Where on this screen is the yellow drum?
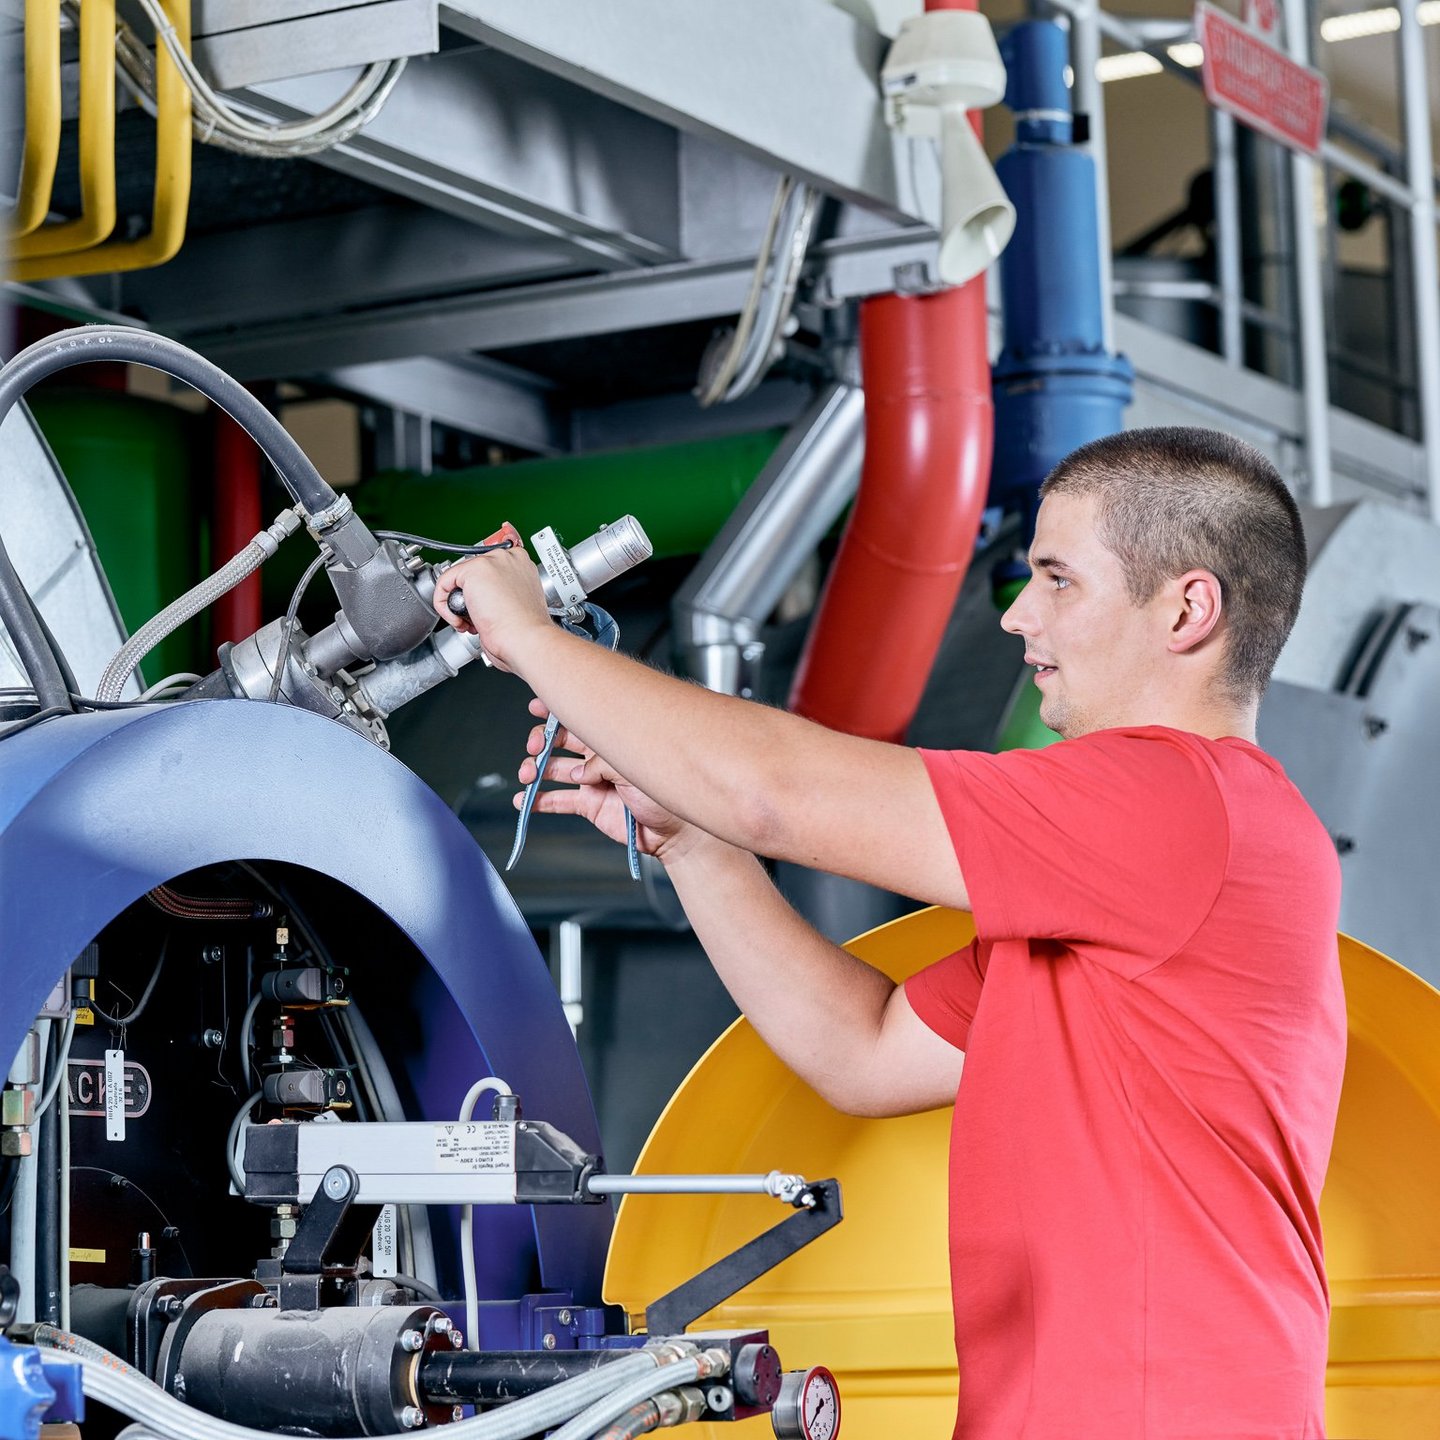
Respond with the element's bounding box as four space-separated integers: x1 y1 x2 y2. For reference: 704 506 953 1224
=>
604 910 1440 1440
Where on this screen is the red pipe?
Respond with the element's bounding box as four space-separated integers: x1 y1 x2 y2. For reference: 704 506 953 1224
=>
788 0 993 742
788 286 992 741
212 406 264 649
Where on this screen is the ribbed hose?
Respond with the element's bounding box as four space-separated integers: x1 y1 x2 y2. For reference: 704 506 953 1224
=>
547 1356 707 1440
96 510 301 702
594 1402 663 1440
34 1327 663 1440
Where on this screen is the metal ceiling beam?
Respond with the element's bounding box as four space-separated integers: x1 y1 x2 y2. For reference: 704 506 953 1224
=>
322 355 570 456
437 0 939 227
242 46 683 270
189 231 937 379
109 207 583 334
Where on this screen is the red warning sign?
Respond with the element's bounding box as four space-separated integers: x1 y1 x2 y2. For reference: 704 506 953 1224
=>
1194 2 1329 155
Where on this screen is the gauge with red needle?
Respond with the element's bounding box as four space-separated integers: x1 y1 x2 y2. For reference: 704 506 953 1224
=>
772 1366 840 1440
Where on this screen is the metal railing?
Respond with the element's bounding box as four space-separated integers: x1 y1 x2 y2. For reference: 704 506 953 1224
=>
1043 0 1440 519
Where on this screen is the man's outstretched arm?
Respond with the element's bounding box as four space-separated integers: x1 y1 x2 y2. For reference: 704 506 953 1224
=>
521 720 964 1118
436 540 971 911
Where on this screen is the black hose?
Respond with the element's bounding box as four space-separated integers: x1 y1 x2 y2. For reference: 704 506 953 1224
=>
0 327 343 710
89 939 169 1028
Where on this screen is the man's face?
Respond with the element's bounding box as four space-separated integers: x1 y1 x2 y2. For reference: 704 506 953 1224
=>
1000 493 1173 739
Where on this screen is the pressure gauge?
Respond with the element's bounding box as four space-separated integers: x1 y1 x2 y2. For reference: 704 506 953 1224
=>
771 1366 841 1440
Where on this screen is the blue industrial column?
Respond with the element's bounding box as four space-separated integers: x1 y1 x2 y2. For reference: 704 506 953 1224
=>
989 20 1134 595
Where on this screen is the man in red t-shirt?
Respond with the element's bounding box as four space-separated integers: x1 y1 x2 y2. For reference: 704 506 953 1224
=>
437 426 1345 1440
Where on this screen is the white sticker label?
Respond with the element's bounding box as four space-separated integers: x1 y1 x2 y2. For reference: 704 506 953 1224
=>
434 1122 514 1173
104 1049 126 1142
532 528 586 609
372 1205 398 1278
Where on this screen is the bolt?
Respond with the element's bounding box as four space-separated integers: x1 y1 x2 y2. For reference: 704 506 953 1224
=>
323 1168 351 1200
157 1296 183 1319
706 1385 733 1413
542 1333 557 1351
430 1317 451 1334
335 1080 348 1097
451 1406 464 1424
1364 715 1389 739
557 1309 572 1326
201 1028 224 1049
1334 833 1357 856
400 1329 425 1353
399 1406 425 1429
204 947 222 965
449 1330 463 1350
1406 626 1432 651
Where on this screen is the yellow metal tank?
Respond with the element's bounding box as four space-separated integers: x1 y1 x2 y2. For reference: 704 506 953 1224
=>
603 909 1440 1440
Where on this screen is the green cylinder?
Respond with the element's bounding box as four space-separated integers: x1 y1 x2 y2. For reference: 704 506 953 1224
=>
28 389 203 684
353 430 787 562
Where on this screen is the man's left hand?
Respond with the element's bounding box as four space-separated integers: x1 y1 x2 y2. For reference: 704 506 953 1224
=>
432 522 552 671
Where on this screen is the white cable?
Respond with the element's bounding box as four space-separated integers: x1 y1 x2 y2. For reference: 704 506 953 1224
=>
459 1076 513 1349
98 0 407 159
137 672 201 701
33 1010 77 1121
226 1090 262 1195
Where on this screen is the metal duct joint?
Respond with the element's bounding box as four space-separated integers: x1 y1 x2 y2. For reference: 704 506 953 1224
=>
672 383 865 698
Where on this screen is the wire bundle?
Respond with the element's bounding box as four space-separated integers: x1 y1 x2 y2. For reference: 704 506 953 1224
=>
144 884 269 921
91 0 407 159
695 175 822 407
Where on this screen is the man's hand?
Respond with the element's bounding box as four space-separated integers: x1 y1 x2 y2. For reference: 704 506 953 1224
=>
519 699 711 865
432 523 551 671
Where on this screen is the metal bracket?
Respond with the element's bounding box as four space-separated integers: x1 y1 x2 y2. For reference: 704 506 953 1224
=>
283 1165 381 1277
643 1179 843 1336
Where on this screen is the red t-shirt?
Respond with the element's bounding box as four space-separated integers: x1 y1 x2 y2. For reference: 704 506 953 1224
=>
906 727 1345 1440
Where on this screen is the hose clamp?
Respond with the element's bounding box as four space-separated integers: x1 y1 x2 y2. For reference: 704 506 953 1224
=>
304 494 354 533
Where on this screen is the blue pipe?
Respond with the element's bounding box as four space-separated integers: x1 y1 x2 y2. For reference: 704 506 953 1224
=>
989 21 1134 591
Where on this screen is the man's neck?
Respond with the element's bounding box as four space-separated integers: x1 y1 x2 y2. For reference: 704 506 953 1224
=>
1081 693 1260 745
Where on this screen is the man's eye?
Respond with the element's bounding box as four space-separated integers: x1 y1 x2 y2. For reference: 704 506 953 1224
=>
1050 575 1070 590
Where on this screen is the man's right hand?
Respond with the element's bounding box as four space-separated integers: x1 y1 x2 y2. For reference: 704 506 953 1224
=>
518 698 709 866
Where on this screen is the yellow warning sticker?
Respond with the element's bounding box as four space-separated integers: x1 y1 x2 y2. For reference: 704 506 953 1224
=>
68 1248 105 1264
72 1007 94 1027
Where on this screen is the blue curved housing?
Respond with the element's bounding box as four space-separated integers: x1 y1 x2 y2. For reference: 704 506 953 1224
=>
0 699 611 1306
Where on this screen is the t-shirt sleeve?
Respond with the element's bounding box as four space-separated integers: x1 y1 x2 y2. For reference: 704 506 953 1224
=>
919 730 1229 979
905 942 987 1051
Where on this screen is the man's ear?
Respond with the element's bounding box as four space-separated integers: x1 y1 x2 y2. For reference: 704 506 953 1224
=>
1167 570 1224 656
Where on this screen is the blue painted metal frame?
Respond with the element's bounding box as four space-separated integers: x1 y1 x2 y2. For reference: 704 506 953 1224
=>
0 699 611 1306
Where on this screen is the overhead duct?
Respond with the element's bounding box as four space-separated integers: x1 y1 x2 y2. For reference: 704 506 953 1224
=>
673 383 864 697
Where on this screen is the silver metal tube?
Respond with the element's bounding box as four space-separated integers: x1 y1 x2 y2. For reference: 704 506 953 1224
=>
1397 0 1440 520
1212 108 1244 366
1281 0 1331 506
1067 0 1115 352
556 919 583 1035
585 1171 807 1199
673 383 863 695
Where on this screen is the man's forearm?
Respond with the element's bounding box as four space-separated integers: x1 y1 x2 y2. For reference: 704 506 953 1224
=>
511 624 801 854
660 838 897 1113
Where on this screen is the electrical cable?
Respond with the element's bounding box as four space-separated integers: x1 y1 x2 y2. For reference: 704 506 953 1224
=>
89 941 169 1029
58 1064 70 1331
388 1272 444 1303
32 1009 77 1121
226 1090 263 1194
0 705 71 741
137 672 202 701
268 550 329 704
237 991 263 1087
34 1327 662 1440
459 1076 514 1350
375 531 517 557
96 0 407 159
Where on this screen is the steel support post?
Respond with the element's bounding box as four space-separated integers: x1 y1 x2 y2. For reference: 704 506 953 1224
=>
1211 108 1244 367
1066 0 1115 352
1397 0 1440 521
1281 0 1332 505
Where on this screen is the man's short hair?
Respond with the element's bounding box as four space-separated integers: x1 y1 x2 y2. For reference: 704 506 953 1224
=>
1040 427 1307 699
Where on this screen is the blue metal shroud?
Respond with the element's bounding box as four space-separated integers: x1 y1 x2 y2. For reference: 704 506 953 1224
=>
0 699 611 1305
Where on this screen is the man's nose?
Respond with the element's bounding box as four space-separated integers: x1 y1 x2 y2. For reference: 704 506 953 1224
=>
1000 581 1036 636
